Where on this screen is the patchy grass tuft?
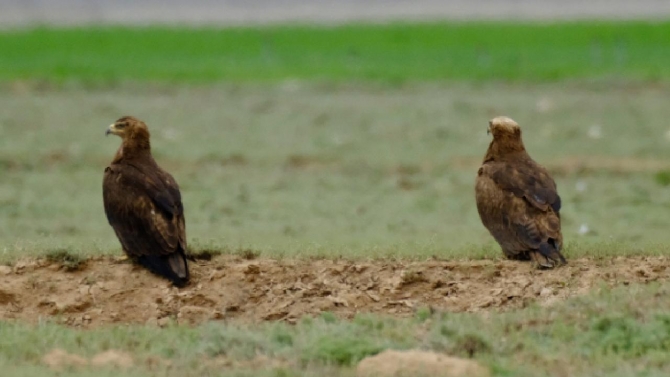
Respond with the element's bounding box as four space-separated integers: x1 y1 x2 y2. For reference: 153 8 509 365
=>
187 248 223 261
302 335 384 366
654 170 670 187
45 249 85 272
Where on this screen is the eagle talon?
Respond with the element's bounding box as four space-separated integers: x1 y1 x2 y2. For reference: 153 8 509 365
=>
529 251 566 270
114 255 130 262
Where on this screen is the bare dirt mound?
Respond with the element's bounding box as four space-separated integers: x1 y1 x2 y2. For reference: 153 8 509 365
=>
0 256 667 327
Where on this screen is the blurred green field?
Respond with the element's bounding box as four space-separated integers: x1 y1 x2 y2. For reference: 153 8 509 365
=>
1 82 670 261
2 281 669 377
1 22 670 84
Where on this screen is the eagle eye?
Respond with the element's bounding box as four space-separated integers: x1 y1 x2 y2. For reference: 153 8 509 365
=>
116 123 127 129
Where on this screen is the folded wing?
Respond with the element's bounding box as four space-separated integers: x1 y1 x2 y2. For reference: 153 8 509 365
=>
103 163 188 285
476 159 565 267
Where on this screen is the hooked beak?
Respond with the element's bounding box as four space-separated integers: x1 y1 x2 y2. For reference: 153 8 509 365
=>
105 124 115 136
486 128 491 135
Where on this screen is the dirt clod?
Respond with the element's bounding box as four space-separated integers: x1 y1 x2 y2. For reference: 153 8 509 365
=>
0 287 17 305
42 349 88 370
90 350 134 369
356 350 490 377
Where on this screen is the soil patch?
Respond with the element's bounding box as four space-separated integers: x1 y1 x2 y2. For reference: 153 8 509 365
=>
0 256 667 327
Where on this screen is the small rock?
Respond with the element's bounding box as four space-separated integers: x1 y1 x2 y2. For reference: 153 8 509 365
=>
366 292 380 302
0 265 11 275
245 264 260 275
328 296 349 307
635 267 652 278
157 317 171 327
540 288 553 298
357 350 490 377
51 298 92 314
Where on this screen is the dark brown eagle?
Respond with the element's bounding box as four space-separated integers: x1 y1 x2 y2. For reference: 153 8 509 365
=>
103 116 189 286
475 116 566 269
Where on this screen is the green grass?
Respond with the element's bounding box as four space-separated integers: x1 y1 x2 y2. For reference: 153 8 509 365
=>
44 248 86 271
1 83 670 262
2 281 670 376
1 22 670 84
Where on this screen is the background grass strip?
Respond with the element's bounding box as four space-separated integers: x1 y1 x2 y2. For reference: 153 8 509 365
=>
1 22 670 84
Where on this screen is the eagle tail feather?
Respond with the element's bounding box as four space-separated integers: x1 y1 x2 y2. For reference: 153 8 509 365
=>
137 252 189 287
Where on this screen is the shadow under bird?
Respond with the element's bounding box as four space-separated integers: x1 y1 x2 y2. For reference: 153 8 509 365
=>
102 116 190 286
475 116 567 269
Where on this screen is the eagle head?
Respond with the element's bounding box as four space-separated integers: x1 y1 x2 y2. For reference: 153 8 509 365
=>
106 116 152 155
106 116 150 139
483 116 526 160
488 116 521 139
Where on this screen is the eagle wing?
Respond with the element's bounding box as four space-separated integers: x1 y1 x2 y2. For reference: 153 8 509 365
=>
485 158 561 213
475 159 564 265
103 162 186 258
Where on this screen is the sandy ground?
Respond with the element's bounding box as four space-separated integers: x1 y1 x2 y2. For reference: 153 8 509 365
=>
1 0 669 27
0 255 667 327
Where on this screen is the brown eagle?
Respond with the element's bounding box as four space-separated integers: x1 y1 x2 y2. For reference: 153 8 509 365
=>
103 116 189 286
475 116 566 268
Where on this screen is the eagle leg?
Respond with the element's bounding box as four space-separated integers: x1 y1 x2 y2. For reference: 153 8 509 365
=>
504 250 531 261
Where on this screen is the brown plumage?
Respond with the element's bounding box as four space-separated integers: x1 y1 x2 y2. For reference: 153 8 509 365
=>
103 116 189 286
475 116 566 268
